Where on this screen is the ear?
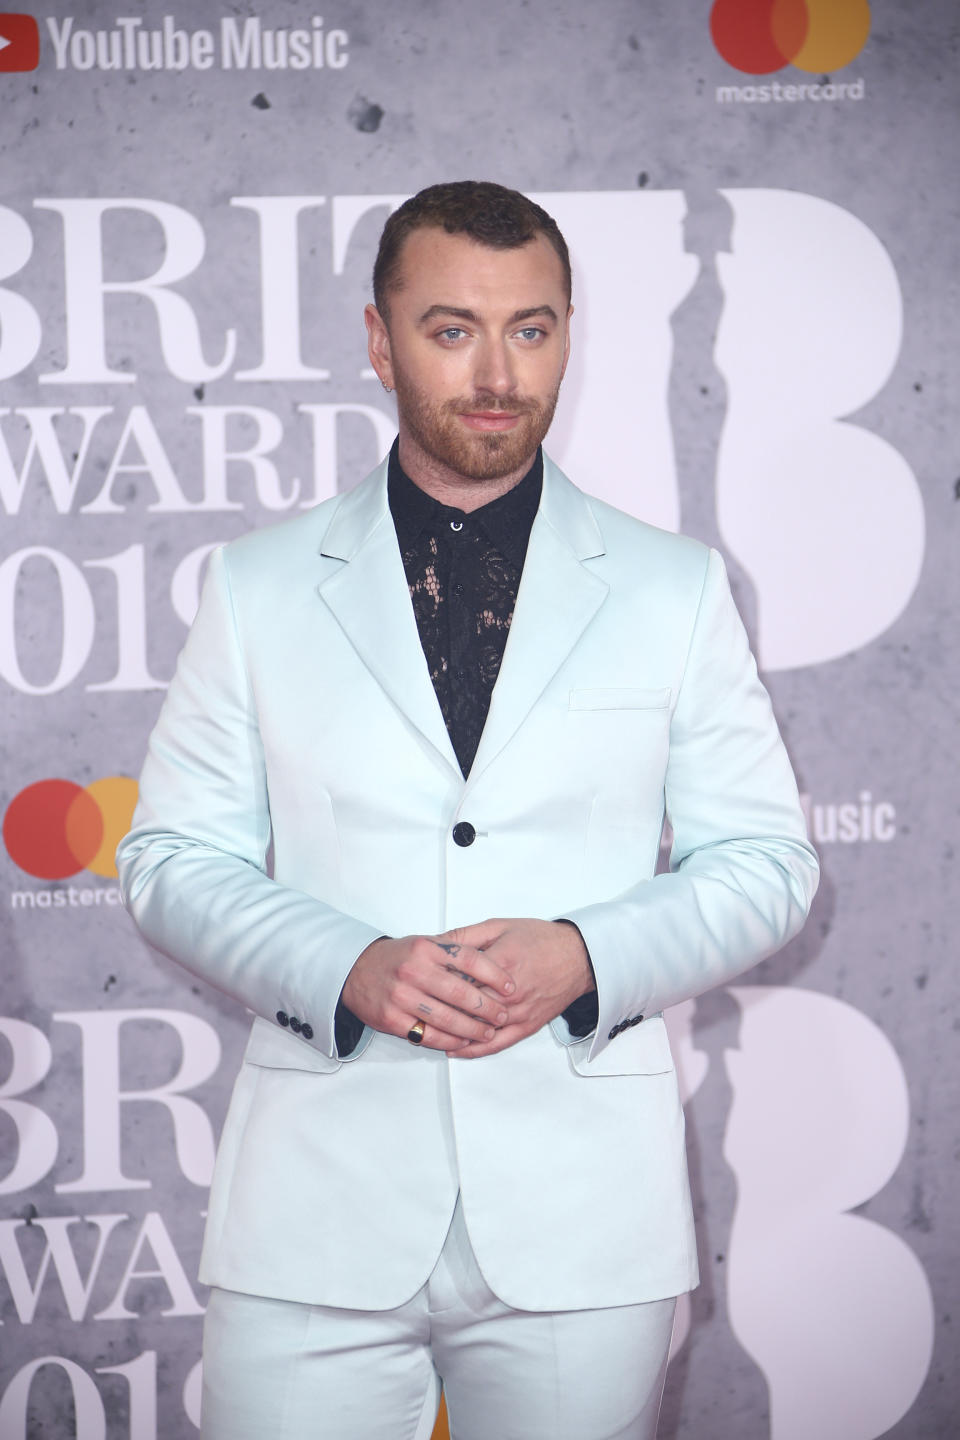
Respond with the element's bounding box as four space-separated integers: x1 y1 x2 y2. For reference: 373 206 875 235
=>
364 304 394 389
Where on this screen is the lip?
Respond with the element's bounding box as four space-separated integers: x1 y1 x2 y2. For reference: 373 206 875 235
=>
458 411 521 432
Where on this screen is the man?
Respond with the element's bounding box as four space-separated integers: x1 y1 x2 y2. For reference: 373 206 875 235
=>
118 181 818 1440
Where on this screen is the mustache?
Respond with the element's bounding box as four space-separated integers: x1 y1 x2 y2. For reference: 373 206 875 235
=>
450 396 542 415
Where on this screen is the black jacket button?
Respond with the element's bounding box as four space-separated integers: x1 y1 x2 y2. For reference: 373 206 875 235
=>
300 1023 314 1040
452 821 476 847
289 1016 302 1034
608 1025 620 1040
276 1011 289 1027
630 1014 644 1027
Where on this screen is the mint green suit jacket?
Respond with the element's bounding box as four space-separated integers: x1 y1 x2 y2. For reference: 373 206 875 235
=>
117 455 818 1312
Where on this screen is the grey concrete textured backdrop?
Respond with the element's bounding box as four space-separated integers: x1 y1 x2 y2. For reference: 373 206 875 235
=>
1 1 958 1436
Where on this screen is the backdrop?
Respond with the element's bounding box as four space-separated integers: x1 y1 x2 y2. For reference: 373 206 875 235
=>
1 3 957 1437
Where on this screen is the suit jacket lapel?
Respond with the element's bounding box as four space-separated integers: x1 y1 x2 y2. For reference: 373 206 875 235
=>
316 463 460 773
316 456 608 784
467 458 609 785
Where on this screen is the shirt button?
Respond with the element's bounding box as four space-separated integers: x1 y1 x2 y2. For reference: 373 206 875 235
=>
449 519 464 533
453 582 464 598
452 821 476 847
276 1011 290 1027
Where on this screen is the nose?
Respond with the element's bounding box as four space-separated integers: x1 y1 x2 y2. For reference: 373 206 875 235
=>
472 339 516 398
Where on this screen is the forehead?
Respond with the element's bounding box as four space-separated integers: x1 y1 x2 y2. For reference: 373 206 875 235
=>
389 227 568 314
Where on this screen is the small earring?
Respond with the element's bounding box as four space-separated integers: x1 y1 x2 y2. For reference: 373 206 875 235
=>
381 380 393 394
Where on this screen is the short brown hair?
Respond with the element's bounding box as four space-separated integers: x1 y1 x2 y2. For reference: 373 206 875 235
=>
372 180 572 318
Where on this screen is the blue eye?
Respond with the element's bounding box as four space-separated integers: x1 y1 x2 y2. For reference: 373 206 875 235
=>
439 327 466 342
516 327 544 342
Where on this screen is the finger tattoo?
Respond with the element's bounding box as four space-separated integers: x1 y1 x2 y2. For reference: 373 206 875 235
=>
434 942 462 958
418 1003 433 1016
444 962 481 986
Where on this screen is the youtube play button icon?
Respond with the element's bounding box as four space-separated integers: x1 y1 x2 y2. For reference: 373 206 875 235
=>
0 14 40 71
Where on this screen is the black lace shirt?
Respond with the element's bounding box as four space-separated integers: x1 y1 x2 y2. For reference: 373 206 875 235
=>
388 441 542 778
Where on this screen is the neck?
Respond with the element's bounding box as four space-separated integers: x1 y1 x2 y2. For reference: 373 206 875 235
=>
397 433 536 513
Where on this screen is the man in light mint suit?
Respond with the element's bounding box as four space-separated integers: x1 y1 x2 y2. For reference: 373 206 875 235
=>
118 181 818 1440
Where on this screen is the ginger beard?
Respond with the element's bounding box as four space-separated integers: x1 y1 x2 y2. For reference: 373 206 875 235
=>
392 371 561 483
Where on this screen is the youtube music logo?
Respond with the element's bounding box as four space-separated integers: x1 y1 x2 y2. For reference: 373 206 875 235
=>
0 13 39 70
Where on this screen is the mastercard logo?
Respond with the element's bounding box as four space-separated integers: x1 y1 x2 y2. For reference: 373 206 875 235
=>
3 777 138 881
710 0 871 75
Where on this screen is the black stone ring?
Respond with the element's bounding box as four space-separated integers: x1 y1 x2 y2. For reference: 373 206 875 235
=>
406 1020 426 1046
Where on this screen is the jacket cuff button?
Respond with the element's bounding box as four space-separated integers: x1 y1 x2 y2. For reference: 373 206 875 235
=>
289 1016 302 1034
300 1023 314 1040
276 1011 290 1027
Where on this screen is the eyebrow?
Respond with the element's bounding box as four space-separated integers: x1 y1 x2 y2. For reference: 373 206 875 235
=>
416 304 559 326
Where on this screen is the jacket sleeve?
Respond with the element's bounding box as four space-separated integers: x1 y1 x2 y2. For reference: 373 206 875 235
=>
563 547 819 1059
116 545 382 1061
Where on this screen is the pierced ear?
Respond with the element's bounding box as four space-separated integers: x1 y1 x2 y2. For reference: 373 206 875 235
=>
364 304 394 390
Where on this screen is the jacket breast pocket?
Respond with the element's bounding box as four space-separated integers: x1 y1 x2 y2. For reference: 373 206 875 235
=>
567 687 671 712
242 1015 342 1074
566 1015 674 1077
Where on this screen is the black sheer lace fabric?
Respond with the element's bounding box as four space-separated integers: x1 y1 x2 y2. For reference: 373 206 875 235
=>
400 507 527 778
390 444 542 777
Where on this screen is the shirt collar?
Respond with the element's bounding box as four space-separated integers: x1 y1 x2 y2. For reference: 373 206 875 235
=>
387 440 543 569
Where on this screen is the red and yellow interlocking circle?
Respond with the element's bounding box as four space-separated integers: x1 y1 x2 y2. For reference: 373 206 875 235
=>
3 777 138 881
710 0 871 76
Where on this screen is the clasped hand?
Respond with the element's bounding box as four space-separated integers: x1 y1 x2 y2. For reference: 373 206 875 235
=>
341 918 593 1058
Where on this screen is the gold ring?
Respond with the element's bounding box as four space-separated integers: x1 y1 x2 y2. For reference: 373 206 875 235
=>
406 1019 426 1045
